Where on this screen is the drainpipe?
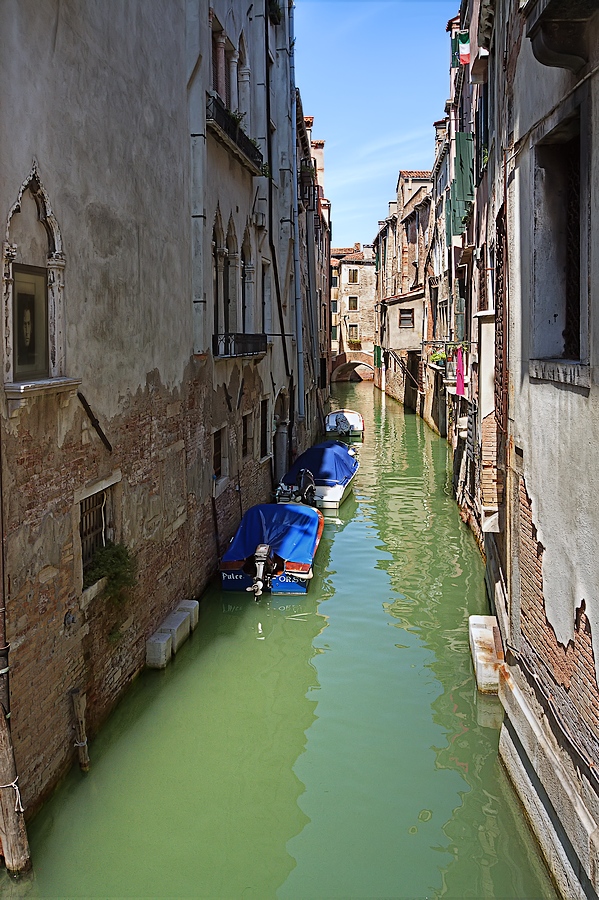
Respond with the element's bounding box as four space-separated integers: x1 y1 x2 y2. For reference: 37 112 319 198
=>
289 4 305 419
264 1 291 384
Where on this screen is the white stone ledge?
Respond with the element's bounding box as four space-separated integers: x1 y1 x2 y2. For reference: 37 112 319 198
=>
529 359 590 388
4 376 82 416
499 665 599 897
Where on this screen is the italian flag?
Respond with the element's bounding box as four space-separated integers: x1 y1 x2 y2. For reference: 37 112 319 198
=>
458 31 470 65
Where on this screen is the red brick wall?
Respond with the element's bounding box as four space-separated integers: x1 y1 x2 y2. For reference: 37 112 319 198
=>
519 476 599 734
5 356 275 814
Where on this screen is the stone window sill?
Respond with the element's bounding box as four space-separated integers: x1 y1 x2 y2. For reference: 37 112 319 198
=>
81 576 108 610
529 359 590 388
4 376 82 416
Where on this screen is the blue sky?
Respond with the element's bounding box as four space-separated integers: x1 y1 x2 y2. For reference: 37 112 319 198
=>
294 0 459 249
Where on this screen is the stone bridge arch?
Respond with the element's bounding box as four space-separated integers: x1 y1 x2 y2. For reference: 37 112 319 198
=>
331 350 374 382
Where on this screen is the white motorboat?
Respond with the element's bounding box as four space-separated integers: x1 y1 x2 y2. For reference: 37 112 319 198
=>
324 408 364 441
277 440 359 512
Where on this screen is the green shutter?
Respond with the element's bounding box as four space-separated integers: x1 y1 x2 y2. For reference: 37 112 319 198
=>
451 35 460 68
454 132 474 202
374 345 382 368
450 180 468 236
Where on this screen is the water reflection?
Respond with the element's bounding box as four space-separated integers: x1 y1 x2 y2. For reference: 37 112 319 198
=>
5 382 556 899
280 383 555 899
18 581 327 898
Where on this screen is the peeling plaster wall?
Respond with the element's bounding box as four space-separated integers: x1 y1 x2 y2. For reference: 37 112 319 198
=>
508 32 599 673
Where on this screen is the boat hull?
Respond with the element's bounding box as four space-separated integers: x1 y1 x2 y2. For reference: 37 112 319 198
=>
221 569 312 594
315 473 356 511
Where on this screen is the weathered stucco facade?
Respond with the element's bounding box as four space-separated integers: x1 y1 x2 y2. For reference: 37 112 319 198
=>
330 244 376 383
0 0 329 830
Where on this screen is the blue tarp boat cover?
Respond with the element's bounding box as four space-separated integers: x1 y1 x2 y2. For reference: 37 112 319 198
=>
222 503 322 565
282 440 359 488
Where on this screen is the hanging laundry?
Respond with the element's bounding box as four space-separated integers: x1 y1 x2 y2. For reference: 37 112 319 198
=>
456 346 465 396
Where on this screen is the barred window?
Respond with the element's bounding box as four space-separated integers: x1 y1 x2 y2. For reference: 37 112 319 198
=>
80 491 106 572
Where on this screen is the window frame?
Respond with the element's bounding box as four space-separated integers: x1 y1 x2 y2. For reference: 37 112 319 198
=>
348 295 359 311
74 470 122 595
399 308 415 328
529 98 590 387
3 164 72 392
242 412 253 459
347 267 359 284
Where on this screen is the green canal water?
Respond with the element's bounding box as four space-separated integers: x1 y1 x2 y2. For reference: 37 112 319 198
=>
8 383 557 899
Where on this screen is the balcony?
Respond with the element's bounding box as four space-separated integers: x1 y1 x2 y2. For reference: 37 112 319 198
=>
206 95 264 176
212 332 267 358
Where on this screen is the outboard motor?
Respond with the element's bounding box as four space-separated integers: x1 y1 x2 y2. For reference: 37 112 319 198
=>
247 543 273 600
275 481 292 503
295 468 316 506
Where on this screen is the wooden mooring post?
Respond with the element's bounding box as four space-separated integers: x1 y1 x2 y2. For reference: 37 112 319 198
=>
0 708 30 875
71 689 90 772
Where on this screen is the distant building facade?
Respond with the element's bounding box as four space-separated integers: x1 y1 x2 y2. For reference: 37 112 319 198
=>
373 171 432 411
330 244 376 382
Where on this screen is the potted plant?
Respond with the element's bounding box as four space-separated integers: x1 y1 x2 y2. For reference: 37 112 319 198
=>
83 541 137 604
268 0 282 25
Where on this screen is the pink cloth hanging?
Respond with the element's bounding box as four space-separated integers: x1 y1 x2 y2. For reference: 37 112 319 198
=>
456 346 465 396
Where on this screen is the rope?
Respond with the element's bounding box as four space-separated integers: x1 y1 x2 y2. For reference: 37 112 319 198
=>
0 776 24 812
74 739 87 748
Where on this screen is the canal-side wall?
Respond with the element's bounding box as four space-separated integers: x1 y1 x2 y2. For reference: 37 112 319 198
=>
0 0 321 823
5 357 275 815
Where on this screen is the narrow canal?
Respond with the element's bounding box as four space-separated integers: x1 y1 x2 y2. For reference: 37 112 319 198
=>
11 383 556 899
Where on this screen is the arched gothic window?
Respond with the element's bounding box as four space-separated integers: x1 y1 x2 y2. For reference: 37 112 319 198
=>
2 162 68 388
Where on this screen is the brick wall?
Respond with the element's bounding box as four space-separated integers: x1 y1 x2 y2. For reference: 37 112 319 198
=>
481 412 499 507
519 476 599 735
6 356 277 815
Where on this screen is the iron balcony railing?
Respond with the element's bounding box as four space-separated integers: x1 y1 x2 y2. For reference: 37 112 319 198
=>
212 332 267 358
206 95 263 174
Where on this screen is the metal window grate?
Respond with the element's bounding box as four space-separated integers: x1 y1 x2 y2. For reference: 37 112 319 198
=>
80 491 106 570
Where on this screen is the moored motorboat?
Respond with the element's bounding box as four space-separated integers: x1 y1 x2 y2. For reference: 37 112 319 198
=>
220 503 324 598
277 440 359 512
324 408 364 441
